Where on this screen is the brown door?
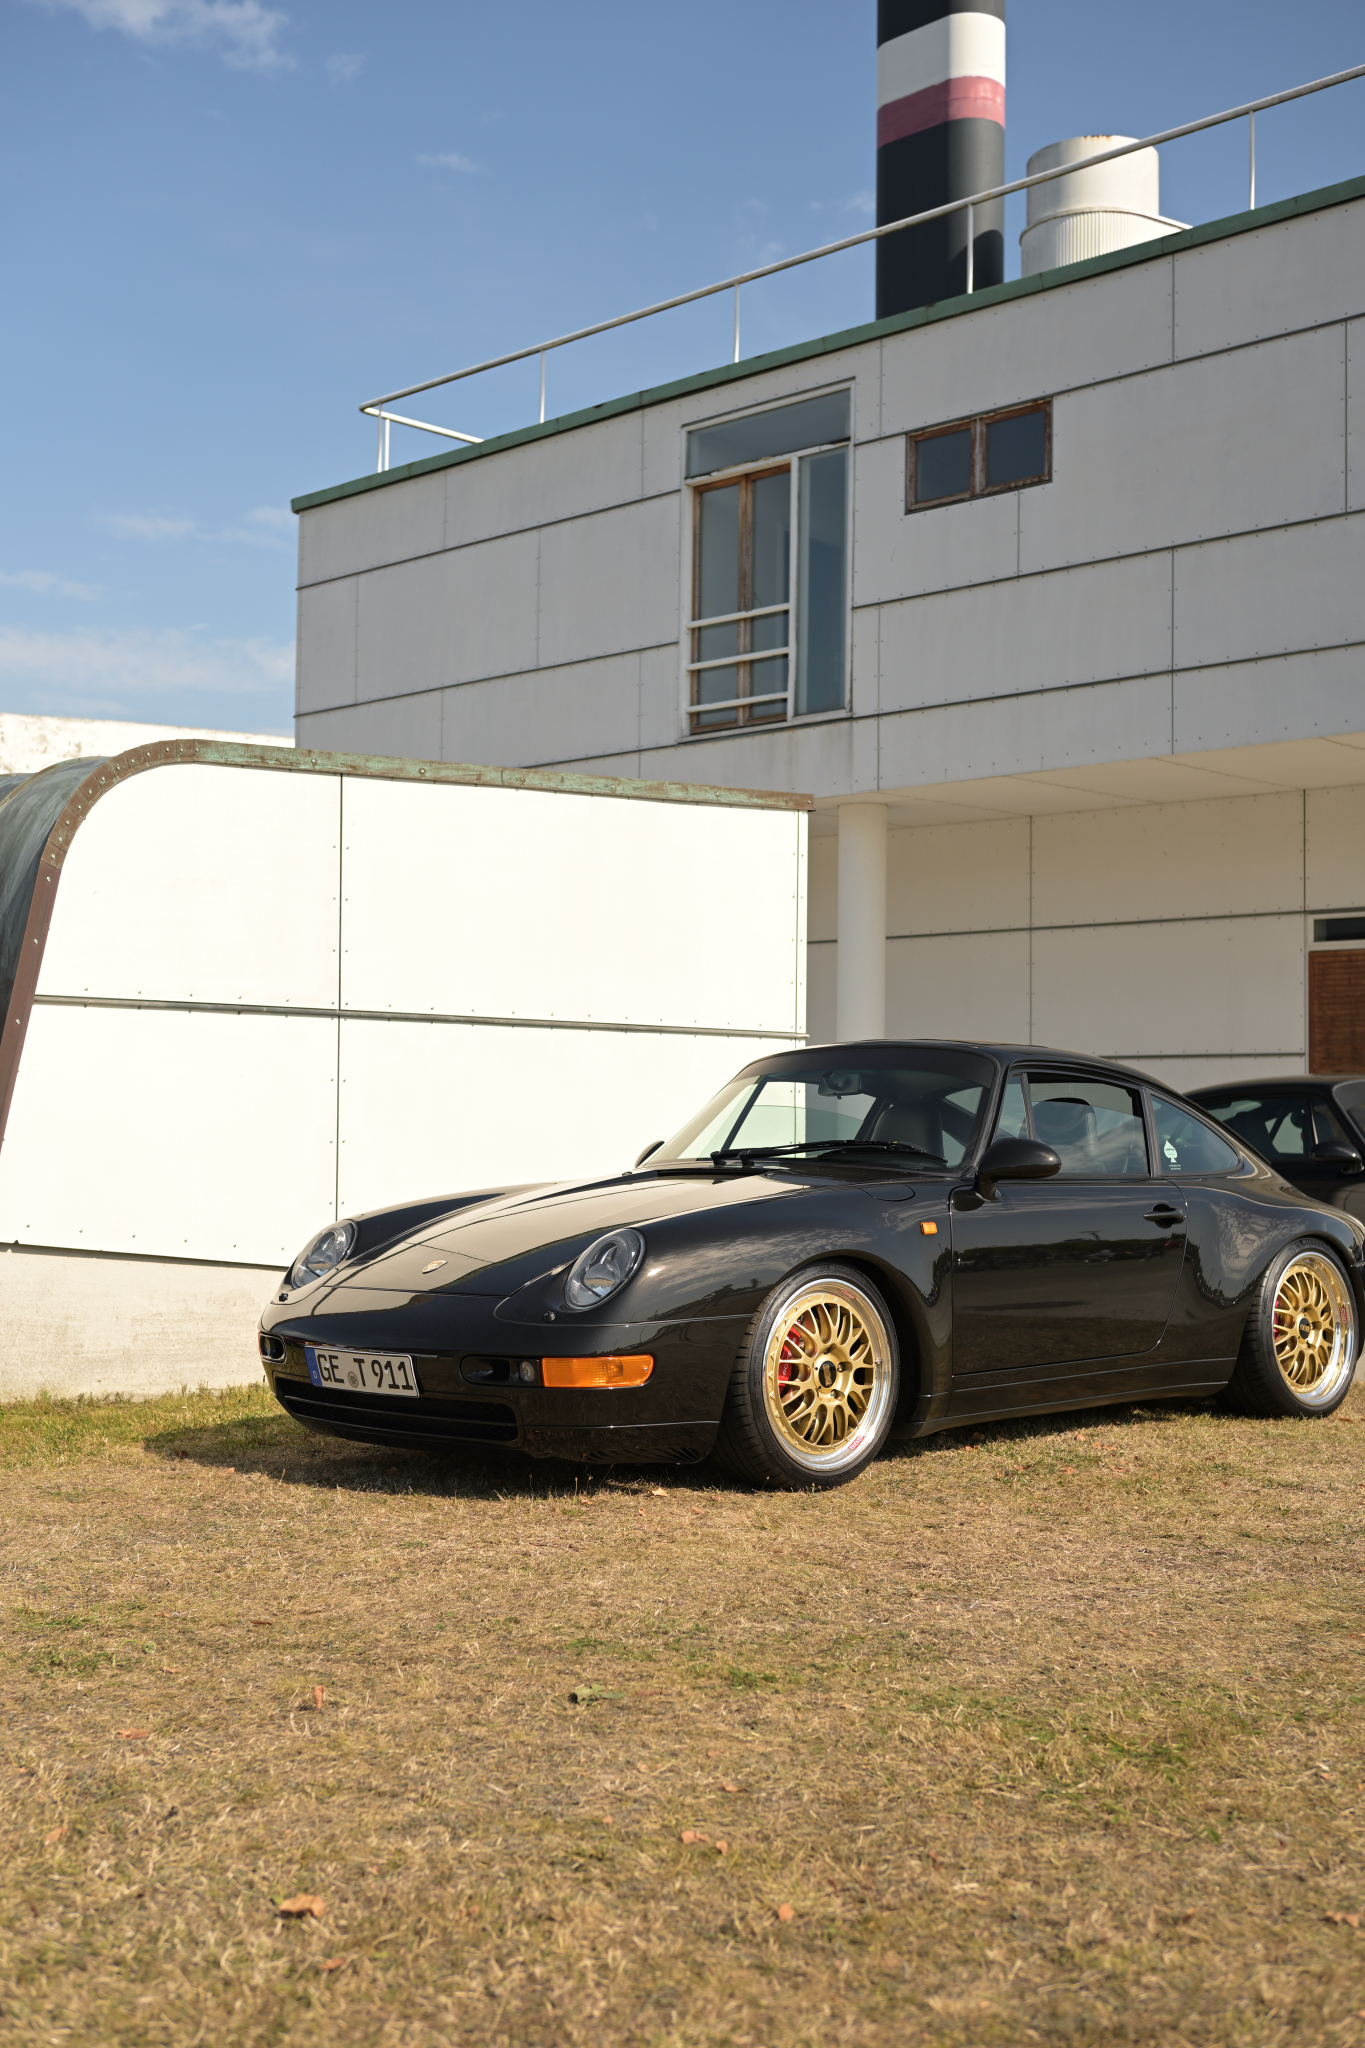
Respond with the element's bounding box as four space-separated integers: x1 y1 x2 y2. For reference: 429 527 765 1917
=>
1308 949 1365 1070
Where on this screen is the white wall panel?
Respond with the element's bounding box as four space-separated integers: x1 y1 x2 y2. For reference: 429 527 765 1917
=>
1174 646 1365 755
1031 914 1304 1061
879 256 1173 437
440 655 641 770
298 471 446 588
325 690 444 763
1350 319 1365 515
37 765 341 1008
638 643 682 753
336 1018 786 1214
853 438 1018 605
876 674 1175 791
887 817 1030 936
878 551 1171 712
1174 517 1363 670
443 414 645 549
1136 1052 1307 1093
1020 328 1346 571
1307 784 1365 910
355 533 539 699
537 497 681 669
1033 791 1304 927
637 711 874 801
1173 201 1365 359
339 777 805 1034
886 930 1031 1043
0 1005 337 1263
296 578 357 715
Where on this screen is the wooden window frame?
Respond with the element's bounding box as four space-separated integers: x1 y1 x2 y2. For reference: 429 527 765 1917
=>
906 399 1052 513
688 463 792 735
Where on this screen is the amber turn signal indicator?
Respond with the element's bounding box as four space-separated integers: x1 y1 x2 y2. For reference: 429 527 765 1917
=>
920 1220 938 1235
541 1354 654 1388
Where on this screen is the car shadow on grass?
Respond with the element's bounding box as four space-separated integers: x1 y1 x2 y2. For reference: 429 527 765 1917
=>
141 1395 1220 1500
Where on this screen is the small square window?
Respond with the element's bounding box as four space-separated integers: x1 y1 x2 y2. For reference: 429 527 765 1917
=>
984 406 1049 491
911 426 972 506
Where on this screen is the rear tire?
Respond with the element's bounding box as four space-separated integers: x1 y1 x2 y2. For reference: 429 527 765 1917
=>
1222 1240 1358 1418
712 1264 900 1489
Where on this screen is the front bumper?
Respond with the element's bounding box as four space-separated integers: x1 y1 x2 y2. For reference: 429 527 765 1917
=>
260 1299 744 1465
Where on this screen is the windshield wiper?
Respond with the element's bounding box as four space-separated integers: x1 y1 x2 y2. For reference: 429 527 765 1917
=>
709 1138 947 1168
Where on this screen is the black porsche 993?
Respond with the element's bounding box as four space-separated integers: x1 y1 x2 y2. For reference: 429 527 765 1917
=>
258 1041 1364 1489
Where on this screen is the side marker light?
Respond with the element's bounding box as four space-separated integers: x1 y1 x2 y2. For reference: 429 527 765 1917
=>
541 1355 654 1389
920 1220 938 1235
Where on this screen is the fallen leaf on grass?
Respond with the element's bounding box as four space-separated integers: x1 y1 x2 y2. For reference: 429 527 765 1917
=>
721 1782 742 1793
1325 1911 1362 1929
568 1683 622 1704
320 1956 348 1974
651 1488 668 1497
249 1620 271 1629
278 1894 326 1919
601 1814 614 1826
680 1830 711 1846
778 1903 794 1922
313 1686 325 1711
715 1839 729 1854
43 1826 67 1845
118 1729 149 1740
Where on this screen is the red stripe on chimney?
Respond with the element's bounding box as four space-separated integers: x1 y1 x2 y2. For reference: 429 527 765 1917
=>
877 76 1005 149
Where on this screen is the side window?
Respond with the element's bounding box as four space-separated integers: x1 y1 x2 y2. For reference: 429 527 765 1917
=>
1028 1075 1149 1176
1202 1092 1316 1162
993 1074 1029 1141
1151 1097 1241 1175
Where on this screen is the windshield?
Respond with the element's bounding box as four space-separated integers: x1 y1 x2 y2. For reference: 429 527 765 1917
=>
654 1047 997 1170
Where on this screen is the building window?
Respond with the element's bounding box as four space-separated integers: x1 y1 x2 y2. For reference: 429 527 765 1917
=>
685 392 850 735
907 400 1050 510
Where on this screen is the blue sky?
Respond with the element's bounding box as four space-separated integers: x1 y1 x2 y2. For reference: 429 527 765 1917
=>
2 0 1362 735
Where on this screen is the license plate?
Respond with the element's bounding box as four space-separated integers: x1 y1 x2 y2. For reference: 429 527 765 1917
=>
305 1347 420 1398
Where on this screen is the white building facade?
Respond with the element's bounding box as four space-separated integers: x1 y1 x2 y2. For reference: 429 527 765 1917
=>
292 174 1365 1093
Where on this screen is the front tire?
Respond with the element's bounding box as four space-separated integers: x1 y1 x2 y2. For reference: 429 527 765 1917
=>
1223 1241 1358 1417
713 1265 900 1488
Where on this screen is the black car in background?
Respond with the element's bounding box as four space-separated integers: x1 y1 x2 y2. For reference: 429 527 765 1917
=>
1187 1077 1365 1218
260 1042 1365 1489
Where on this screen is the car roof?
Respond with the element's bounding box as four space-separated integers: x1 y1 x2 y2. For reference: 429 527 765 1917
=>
795 1038 1164 1091
1188 1074 1365 1093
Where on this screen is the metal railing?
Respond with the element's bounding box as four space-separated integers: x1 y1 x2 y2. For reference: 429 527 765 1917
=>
361 61 1365 472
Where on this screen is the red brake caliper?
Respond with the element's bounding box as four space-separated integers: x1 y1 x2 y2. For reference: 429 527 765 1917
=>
777 1324 803 1386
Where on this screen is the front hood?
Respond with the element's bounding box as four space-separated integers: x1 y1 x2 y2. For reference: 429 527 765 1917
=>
308 1167 809 1305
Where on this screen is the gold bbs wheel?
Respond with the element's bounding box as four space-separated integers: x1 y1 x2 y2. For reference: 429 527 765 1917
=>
1271 1252 1356 1408
760 1277 895 1477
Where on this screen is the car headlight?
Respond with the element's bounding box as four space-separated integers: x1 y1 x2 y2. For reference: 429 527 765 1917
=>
287 1221 356 1292
564 1228 645 1310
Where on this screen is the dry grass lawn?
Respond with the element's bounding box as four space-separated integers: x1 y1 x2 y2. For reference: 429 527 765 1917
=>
1 1374 1363 2046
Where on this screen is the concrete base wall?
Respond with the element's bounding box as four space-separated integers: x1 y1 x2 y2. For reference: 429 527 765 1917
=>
0 1245 282 1402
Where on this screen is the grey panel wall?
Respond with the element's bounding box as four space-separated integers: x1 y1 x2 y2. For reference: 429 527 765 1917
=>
296 190 1365 800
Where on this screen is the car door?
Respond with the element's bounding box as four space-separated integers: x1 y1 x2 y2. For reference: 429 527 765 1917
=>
950 1068 1187 1375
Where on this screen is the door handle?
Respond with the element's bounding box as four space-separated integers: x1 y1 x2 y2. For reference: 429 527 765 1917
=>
1144 1206 1185 1227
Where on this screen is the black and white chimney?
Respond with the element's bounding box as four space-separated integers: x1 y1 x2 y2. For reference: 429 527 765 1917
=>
876 1 1006 317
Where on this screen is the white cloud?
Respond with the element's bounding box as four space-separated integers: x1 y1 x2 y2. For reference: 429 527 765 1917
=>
419 151 483 175
326 51 363 85
96 506 292 549
846 190 875 217
0 569 103 600
0 625 294 709
99 512 197 541
34 0 292 72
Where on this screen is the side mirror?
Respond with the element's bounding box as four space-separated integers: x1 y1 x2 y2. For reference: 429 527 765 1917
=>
1314 1140 1363 1176
976 1136 1062 1195
634 1139 664 1168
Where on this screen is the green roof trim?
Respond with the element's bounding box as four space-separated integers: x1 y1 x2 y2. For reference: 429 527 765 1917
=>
292 172 1365 516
